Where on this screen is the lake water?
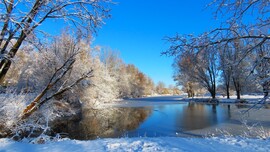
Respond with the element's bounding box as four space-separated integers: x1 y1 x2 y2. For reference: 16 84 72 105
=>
68 96 270 140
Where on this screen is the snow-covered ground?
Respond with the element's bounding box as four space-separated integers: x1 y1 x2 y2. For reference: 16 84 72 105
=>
191 95 264 103
215 95 264 104
0 137 269 152
102 95 264 108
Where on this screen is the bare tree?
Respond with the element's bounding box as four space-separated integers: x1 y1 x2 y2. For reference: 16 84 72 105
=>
0 0 112 84
171 37 219 99
219 44 233 99
156 81 166 95
164 0 270 102
253 42 270 97
228 38 251 99
18 35 95 119
21 55 93 120
210 0 270 97
173 57 196 98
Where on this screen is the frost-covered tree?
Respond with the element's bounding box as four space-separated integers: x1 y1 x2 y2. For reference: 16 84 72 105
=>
171 39 219 99
219 43 233 99
173 55 197 97
155 81 166 94
0 0 112 84
210 0 270 99
17 34 92 93
19 35 94 119
83 56 118 104
0 34 95 138
164 0 270 102
2 45 33 87
222 38 251 99
143 76 155 96
116 64 132 98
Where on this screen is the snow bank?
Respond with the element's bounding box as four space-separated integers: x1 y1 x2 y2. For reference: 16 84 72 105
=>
0 137 269 152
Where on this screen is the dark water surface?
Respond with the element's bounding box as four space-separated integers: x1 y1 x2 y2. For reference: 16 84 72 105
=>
68 96 270 140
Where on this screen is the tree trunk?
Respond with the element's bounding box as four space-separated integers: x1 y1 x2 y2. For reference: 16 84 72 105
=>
232 77 241 100
236 90 241 99
211 91 216 99
209 84 216 99
226 83 230 99
21 85 53 119
226 86 230 99
0 59 11 85
0 32 26 84
209 87 216 99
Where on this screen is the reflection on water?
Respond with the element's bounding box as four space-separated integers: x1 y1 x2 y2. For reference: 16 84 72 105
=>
178 103 221 131
130 103 230 137
68 107 152 140
62 99 270 140
65 103 234 140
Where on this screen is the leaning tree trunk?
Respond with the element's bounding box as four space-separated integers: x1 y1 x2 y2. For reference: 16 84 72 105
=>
20 57 76 119
0 0 40 84
0 32 26 84
0 59 11 84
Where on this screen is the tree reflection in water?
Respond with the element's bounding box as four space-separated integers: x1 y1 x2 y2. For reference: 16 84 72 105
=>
56 103 235 139
177 103 224 131
69 107 152 140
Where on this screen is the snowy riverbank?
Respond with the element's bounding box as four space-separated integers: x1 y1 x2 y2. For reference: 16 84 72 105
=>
100 95 265 108
0 137 269 152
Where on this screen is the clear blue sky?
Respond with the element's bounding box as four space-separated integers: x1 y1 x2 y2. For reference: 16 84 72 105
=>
39 0 218 87
93 0 218 87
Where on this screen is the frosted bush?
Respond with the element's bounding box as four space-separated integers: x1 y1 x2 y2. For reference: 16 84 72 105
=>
255 127 270 140
10 98 78 141
241 120 270 140
211 119 270 140
0 93 33 129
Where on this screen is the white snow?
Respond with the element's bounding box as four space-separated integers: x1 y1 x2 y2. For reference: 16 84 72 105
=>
100 95 265 108
0 137 269 152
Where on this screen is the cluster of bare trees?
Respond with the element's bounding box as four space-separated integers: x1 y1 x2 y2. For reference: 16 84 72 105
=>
155 81 182 95
164 0 270 100
0 0 112 85
0 1 184 139
0 0 115 123
0 33 162 138
0 0 114 137
171 42 219 99
5 34 161 100
2 31 181 116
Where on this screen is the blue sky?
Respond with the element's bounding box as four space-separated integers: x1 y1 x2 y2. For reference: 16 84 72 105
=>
38 0 219 87
93 0 219 86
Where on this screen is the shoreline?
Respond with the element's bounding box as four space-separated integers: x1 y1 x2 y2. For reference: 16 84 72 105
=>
101 95 264 108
